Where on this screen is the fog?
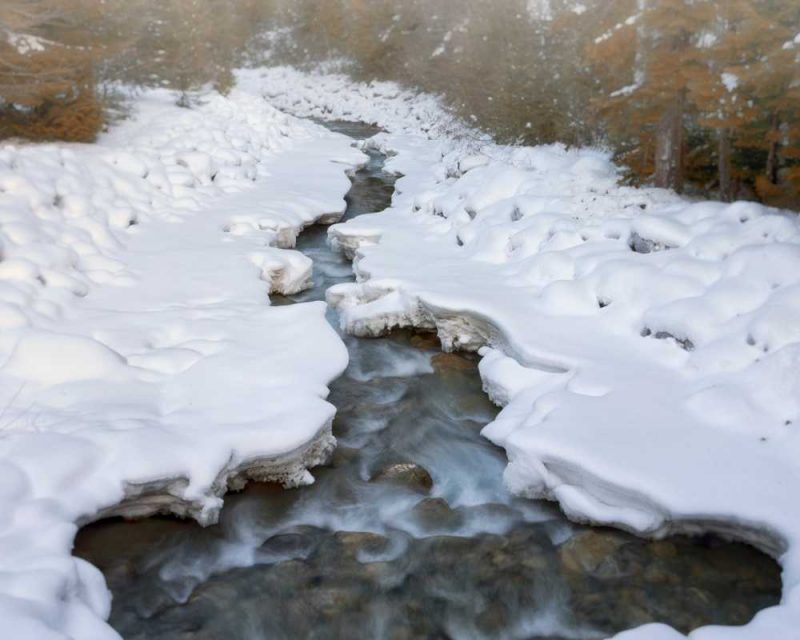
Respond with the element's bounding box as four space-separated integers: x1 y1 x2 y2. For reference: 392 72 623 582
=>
1 0 798 205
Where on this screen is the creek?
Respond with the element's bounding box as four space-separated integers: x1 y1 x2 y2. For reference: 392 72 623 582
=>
75 121 781 640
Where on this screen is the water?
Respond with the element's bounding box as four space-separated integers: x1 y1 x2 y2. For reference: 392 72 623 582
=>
74 122 781 639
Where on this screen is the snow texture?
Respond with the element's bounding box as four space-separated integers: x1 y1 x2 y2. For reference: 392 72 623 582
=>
0 83 364 638
3 30 51 55
720 72 739 93
256 66 800 640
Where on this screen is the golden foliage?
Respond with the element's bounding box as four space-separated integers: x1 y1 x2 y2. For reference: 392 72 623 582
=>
0 1 104 142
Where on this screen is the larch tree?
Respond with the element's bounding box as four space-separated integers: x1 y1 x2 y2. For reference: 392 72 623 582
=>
684 0 767 200
586 0 656 182
588 0 716 192
745 0 800 206
0 0 103 141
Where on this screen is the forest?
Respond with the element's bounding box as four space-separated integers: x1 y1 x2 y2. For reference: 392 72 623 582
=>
1 0 799 207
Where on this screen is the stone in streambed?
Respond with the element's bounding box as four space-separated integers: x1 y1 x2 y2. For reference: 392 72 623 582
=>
371 462 433 493
260 532 316 559
559 529 629 576
409 332 441 350
431 352 475 372
411 497 463 531
330 445 359 468
334 531 391 557
476 601 511 634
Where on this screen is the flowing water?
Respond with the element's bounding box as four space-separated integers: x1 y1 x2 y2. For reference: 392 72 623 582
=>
75 122 781 640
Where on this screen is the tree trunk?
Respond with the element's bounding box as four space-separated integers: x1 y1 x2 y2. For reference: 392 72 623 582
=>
654 90 686 192
766 112 780 185
718 128 733 202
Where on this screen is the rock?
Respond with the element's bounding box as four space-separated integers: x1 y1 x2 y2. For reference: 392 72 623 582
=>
476 601 510 634
643 561 680 585
651 540 678 558
265 558 315 588
334 531 390 557
371 462 433 493
559 530 628 575
431 352 474 372
330 446 360 468
409 333 440 350
310 531 391 571
259 532 315 560
411 498 463 531
308 586 365 616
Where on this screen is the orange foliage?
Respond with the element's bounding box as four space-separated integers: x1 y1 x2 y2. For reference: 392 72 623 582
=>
0 1 103 142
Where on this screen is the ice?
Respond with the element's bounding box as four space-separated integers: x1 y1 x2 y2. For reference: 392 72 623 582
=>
0 81 365 638
258 67 800 640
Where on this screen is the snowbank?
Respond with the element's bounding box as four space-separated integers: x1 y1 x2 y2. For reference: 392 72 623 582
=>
0 84 364 637
254 67 800 639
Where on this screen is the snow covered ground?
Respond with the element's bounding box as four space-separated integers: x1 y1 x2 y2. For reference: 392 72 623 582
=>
0 84 364 638
3 62 799 638
251 67 800 640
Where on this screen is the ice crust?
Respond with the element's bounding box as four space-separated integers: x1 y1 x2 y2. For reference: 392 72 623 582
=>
256 67 800 640
0 82 364 638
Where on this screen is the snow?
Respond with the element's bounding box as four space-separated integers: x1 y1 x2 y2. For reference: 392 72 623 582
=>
4 31 50 55
3 60 800 638
784 33 800 50
721 72 739 93
0 82 364 638
257 67 800 640
610 82 641 98
697 32 718 49
595 14 638 45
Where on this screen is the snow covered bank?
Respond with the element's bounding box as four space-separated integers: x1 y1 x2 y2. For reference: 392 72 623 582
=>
0 83 364 638
253 67 800 639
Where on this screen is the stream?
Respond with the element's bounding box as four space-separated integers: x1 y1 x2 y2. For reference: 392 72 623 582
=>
75 122 781 640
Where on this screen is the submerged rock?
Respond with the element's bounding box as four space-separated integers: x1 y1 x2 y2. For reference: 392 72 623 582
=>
410 497 463 531
334 531 391 558
559 529 629 576
409 332 441 350
371 462 434 493
431 352 475 372
259 532 316 560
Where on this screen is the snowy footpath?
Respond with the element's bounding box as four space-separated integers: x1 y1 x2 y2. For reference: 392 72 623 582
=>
0 85 363 637
253 68 800 640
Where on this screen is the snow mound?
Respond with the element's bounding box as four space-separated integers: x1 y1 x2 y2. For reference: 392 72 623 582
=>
0 82 364 637
261 67 800 640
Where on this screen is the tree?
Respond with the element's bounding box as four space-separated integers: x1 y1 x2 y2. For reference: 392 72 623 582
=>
0 0 103 141
587 0 720 192
684 1 765 200
745 0 800 206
